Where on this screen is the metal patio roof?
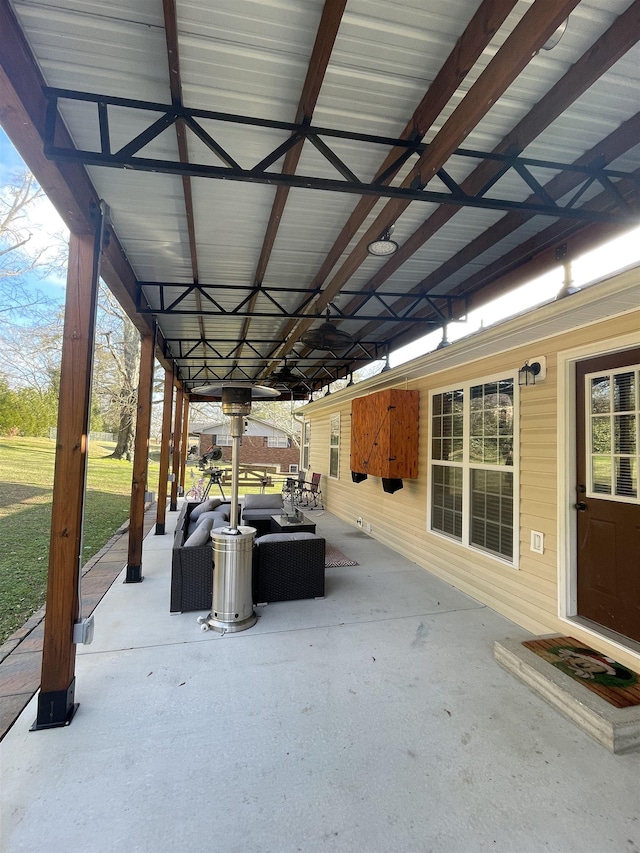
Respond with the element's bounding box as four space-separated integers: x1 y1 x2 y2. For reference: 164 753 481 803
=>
1 0 640 398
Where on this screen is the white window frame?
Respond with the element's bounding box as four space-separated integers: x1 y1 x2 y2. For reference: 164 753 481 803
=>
427 372 520 568
301 421 310 471
267 435 289 448
215 434 232 446
584 364 640 505
329 413 340 479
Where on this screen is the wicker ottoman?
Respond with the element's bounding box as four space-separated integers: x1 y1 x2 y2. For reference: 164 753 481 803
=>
253 532 325 603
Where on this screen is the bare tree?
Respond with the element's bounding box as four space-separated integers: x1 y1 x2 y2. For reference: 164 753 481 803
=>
0 170 67 325
94 284 141 460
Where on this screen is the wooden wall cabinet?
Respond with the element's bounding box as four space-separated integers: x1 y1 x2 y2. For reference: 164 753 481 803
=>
350 389 419 479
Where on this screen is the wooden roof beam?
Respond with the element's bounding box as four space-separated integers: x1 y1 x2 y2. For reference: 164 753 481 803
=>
233 0 347 375
337 0 640 331
265 0 519 369
353 110 640 344
275 0 582 363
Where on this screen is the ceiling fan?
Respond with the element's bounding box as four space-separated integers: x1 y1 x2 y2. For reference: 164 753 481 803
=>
300 308 354 351
271 359 298 384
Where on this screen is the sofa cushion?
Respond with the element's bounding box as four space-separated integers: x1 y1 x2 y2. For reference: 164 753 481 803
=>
190 498 222 521
255 532 318 546
187 512 228 538
243 493 283 510
183 517 214 547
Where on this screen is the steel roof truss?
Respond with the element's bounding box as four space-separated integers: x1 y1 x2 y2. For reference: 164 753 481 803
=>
43 89 639 225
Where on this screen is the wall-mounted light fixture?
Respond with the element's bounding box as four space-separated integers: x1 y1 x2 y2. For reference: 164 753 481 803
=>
518 356 547 386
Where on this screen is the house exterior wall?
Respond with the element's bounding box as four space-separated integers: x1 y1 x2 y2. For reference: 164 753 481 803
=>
302 270 640 670
198 434 299 471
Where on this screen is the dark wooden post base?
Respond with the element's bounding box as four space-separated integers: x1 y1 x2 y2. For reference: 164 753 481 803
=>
124 565 143 583
31 678 78 730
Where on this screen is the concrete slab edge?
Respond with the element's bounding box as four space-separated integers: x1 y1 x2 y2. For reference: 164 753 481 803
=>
494 638 640 754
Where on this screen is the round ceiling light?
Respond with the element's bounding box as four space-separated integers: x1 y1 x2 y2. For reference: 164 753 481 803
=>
367 225 398 257
367 237 399 256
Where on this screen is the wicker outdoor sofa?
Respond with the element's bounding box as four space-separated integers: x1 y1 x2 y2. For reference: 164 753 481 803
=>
170 500 228 612
170 501 326 612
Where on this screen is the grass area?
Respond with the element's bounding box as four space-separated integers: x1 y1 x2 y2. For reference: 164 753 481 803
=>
0 436 159 644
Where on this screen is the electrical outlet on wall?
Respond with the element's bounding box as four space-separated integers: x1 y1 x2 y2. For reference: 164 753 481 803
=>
365 522 372 533
530 530 544 554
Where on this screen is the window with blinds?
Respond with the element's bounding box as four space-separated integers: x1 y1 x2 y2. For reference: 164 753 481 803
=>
588 367 638 501
430 378 516 562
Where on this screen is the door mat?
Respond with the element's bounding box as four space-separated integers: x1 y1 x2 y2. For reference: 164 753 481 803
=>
325 544 358 567
522 637 640 708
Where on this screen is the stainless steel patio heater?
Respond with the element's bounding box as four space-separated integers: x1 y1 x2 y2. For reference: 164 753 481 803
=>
194 383 280 633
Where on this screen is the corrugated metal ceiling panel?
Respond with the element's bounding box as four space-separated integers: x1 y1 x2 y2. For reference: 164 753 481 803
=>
7 0 640 391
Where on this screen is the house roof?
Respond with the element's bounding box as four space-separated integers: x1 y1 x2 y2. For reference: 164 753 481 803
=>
1 0 639 398
191 415 297 437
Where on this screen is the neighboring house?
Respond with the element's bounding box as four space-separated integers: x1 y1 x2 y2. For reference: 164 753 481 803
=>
300 268 640 673
191 416 300 472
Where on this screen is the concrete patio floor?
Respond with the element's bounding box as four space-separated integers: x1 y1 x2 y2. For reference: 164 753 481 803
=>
1 503 638 853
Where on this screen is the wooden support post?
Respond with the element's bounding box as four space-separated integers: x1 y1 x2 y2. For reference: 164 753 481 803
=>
179 395 190 496
170 385 183 511
34 222 102 730
155 369 174 535
125 333 155 582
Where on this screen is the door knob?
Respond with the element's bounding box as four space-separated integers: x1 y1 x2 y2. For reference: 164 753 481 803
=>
574 501 587 511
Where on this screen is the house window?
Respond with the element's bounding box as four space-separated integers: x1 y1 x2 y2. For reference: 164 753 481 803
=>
430 378 516 562
267 435 289 448
289 464 299 474
215 434 232 446
301 421 310 471
329 413 340 479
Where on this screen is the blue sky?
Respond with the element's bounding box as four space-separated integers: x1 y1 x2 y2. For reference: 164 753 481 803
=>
1 127 68 305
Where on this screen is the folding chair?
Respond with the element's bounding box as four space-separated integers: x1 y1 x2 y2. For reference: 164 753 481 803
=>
299 472 323 508
282 477 296 509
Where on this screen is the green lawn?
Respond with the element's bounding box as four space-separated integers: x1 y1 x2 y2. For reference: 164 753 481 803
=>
0 436 159 644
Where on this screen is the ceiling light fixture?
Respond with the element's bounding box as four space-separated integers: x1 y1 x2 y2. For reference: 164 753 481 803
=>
367 225 398 257
542 18 568 50
436 325 451 350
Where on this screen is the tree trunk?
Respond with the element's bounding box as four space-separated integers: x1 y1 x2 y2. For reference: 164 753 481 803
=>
109 320 140 461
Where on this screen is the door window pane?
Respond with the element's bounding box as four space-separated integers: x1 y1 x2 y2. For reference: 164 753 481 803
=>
615 457 637 499
588 367 639 502
613 372 635 412
592 456 612 494
591 376 610 413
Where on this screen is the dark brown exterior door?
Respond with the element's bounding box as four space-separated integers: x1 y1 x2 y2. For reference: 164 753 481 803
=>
576 349 640 643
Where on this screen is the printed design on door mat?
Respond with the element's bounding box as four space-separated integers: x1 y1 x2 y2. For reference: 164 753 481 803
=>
523 636 640 708
324 544 358 567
